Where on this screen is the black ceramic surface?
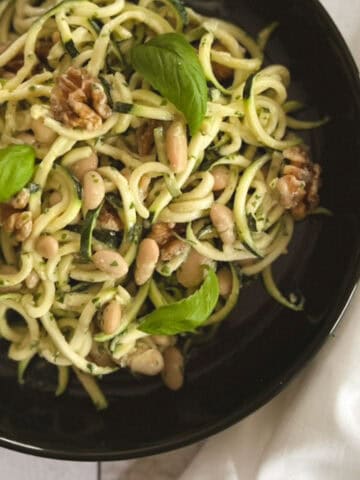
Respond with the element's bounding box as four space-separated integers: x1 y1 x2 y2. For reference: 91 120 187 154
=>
0 0 359 461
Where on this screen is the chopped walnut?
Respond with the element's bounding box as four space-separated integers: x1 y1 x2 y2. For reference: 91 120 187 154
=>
89 341 115 368
50 67 112 131
283 145 310 165
0 42 23 75
276 175 306 210
307 163 321 210
136 120 160 156
0 204 17 225
97 204 123 231
276 145 321 220
4 211 33 241
35 37 54 63
148 222 175 246
160 238 187 262
10 188 30 210
211 42 233 82
0 37 53 76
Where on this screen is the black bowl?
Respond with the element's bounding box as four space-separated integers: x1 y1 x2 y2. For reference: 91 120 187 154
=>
0 0 359 460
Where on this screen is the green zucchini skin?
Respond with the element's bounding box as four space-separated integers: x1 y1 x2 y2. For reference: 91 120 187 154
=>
93 229 122 249
64 39 79 58
243 73 255 101
168 0 189 27
113 102 134 114
80 202 103 260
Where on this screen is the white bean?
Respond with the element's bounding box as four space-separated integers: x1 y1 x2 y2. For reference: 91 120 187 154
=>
92 250 128 278
212 165 230 191
101 301 122 335
176 248 208 288
35 235 59 259
135 238 159 285
210 203 236 245
31 117 57 144
70 152 98 182
129 348 164 376
82 171 105 211
166 120 188 173
162 346 184 391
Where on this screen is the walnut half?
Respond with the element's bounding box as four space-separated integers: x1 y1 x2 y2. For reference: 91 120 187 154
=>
50 67 112 131
276 146 322 220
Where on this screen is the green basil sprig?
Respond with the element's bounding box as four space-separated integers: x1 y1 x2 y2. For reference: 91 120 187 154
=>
131 33 208 135
0 145 35 203
139 269 219 335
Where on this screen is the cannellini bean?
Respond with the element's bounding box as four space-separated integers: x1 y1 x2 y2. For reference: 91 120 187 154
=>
162 346 184 391
135 238 159 285
212 165 230 191
176 248 208 289
129 348 164 376
25 270 40 290
31 117 57 144
166 120 188 174
35 235 59 259
100 301 122 335
92 250 128 278
217 267 233 297
48 191 62 206
210 203 236 245
82 171 105 211
70 152 98 182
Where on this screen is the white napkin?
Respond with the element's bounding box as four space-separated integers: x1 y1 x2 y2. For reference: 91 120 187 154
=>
103 2 360 478
179 287 360 480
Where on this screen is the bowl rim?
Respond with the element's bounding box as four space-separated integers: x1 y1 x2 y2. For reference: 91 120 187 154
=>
0 0 359 461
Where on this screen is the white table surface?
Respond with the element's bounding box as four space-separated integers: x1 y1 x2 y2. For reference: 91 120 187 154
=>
0 1 359 478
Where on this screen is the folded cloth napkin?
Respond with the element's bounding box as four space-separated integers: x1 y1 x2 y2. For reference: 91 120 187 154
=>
103 2 360 478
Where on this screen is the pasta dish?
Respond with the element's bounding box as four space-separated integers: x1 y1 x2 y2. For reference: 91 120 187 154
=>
0 0 325 408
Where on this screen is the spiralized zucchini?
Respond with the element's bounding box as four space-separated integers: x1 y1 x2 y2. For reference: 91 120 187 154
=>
0 0 325 408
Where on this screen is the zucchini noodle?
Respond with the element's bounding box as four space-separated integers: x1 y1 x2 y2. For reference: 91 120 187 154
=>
0 0 325 407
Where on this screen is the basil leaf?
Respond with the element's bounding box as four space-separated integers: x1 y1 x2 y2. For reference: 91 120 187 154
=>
0 145 35 203
131 33 207 135
139 269 219 335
